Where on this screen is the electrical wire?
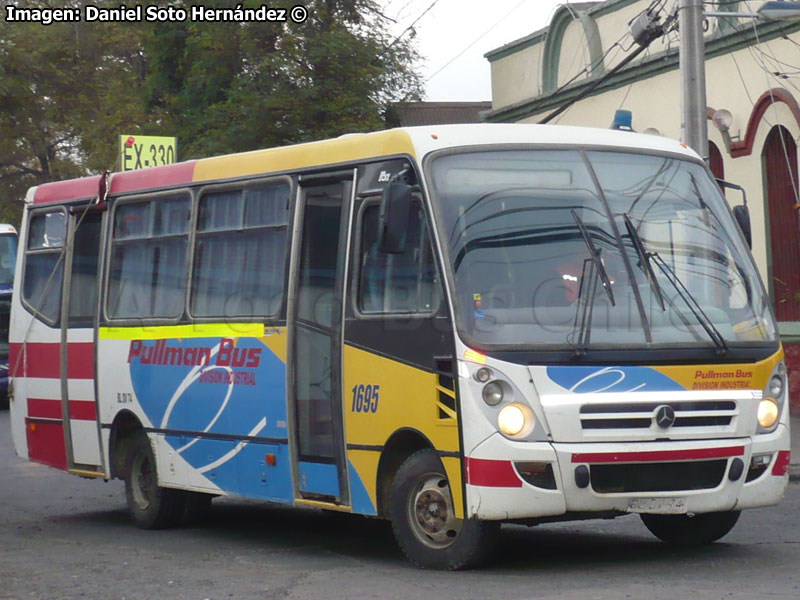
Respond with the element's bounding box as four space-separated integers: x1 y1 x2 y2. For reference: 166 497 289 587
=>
540 1 675 125
382 0 444 55
743 2 800 203
425 0 529 83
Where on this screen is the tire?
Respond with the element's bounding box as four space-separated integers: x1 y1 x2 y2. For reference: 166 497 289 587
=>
640 510 741 546
124 432 186 529
389 449 498 570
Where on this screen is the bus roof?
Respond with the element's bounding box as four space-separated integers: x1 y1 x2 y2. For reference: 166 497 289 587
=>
0 224 17 235
29 124 699 206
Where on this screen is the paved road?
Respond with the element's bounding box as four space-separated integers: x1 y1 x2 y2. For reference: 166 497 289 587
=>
2 409 799 600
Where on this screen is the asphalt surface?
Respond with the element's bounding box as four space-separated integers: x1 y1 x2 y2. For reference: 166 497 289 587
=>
2 408 800 599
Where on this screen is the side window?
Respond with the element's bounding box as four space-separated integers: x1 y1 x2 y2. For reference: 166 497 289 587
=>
107 194 191 319
68 214 102 322
358 199 441 314
191 181 289 318
23 211 67 323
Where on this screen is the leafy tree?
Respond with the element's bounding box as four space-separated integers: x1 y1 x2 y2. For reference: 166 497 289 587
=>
143 0 423 157
0 0 422 225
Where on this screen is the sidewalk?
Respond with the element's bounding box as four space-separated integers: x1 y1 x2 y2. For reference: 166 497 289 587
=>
790 413 800 482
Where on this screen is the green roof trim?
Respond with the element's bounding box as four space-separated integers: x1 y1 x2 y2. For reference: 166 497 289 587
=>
485 0 637 63
484 19 800 123
542 4 605 92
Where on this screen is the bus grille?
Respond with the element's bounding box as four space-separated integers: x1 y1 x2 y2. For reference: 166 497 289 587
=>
580 400 736 430
590 460 727 493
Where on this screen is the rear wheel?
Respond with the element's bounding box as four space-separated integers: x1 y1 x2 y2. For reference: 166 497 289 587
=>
640 510 741 546
124 432 186 529
389 449 498 570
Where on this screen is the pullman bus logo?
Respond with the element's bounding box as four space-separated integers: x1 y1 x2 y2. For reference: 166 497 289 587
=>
127 338 262 368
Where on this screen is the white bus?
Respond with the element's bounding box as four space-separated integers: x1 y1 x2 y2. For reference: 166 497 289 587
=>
9 124 790 569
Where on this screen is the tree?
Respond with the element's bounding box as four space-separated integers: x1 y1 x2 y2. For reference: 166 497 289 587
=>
0 0 422 224
142 0 423 157
0 0 149 223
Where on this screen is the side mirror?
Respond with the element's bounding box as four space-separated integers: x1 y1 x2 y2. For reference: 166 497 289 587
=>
378 181 412 254
733 204 752 249
716 178 752 249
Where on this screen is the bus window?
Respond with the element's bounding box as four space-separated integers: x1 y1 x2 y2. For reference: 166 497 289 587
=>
107 194 191 319
23 211 66 323
191 182 289 318
68 214 102 322
357 200 440 314
0 230 18 290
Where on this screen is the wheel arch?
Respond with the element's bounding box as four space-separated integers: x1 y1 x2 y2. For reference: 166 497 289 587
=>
109 410 144 480
375 427 439 518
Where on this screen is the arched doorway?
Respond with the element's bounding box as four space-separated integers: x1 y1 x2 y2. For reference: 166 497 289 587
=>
764 125 800 321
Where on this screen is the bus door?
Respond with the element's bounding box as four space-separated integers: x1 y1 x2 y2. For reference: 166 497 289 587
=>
60 209 104 474
289 173 353 505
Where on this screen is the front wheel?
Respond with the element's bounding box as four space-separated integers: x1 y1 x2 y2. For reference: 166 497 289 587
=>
640 510 741 546
389 449 498 570
124 432 186 529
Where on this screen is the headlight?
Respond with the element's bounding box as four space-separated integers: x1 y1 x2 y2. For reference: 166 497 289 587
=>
768 375 784 398
474 367 493 383
482 381 504 406
758 397 779 429
498 403 535 437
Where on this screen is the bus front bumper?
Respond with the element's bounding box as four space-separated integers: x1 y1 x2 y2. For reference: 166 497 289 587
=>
465 424 790 521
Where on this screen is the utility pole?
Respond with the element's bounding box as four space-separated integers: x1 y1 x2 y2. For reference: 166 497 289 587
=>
679 0 709 161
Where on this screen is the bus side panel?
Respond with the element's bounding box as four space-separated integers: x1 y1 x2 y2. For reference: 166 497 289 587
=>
98 326 294 502
9 198 70 471
342 345 463 517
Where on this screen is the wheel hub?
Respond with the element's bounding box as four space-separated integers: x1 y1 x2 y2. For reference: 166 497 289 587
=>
409 475 462 548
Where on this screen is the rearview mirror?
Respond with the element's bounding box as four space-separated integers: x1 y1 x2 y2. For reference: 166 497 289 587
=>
378 181 412 254
732 205 752 249
716 179 752 249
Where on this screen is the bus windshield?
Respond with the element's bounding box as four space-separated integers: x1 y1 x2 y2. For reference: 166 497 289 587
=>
430 149 777 353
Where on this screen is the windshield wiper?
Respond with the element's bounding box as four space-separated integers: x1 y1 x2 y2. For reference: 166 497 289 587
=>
570 257 599 357
569 210 615 357
571 209 615 306
622 213 666 311
649 253 729 355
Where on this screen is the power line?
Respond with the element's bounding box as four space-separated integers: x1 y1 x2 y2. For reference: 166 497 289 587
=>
426 0 529 82
382 0 444 55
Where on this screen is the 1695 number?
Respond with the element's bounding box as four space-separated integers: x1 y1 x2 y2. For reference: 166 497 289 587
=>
351 384 380 413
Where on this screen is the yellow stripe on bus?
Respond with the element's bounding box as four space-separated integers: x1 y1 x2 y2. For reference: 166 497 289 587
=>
192 129 416 182
99 323 266 340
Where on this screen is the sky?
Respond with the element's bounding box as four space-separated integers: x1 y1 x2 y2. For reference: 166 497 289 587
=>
384 0 565 101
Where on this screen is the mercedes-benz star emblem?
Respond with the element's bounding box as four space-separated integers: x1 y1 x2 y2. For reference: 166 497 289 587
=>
654 404 676 429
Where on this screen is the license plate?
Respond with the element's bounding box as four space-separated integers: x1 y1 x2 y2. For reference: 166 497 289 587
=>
627 497 687 514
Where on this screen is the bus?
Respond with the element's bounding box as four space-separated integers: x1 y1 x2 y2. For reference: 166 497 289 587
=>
0 223 18 407
8 124 790 569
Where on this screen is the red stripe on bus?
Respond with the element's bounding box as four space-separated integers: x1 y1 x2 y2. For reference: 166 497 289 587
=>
110 161 196 194
34 176 103 204
9 342 94 379
25 419 67 471
33 162 197 205
68 400 97 421
67 343 94 379
465 457 523 488
27 398 96 421
27 398 62 420
9 342 24 377
772 450 791 476
571 446 745 464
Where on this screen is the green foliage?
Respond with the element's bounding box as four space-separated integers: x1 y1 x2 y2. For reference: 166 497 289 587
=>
0 0 423 225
